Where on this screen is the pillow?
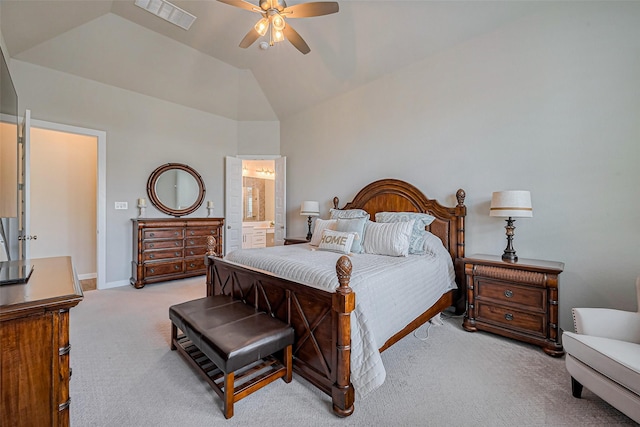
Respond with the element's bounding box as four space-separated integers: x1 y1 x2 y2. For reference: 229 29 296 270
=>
362 220 414 257
335 217 367 253
329 208 370 220
375 212 436 255
310 219 337 246
318 229 355 254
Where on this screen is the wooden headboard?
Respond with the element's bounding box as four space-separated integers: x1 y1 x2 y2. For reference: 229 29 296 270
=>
333 178 467 262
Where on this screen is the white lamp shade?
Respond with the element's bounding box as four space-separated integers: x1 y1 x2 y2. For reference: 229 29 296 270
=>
490 191 533 218
300 201 320 216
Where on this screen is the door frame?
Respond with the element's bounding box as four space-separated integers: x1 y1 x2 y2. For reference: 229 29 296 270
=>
30 118 106 290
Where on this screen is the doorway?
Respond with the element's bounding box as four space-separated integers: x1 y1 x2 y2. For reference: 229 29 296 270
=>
29 118 106 290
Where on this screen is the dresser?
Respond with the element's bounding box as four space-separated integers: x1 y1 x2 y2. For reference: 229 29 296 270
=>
131 218 224 289
462 254 564 356
0 257 83 427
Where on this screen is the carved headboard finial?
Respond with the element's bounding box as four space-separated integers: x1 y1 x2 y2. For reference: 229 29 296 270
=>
456 189 466 207
206 235 218 257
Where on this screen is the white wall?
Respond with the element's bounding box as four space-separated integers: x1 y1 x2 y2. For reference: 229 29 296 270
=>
281 2 640 330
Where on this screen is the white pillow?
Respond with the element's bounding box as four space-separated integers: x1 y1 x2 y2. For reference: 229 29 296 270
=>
310 219 337 246
318 229 355 254
329 208 370 220
362 220 415 257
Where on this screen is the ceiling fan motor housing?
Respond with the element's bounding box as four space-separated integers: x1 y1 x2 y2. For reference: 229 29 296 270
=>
260 0 286 12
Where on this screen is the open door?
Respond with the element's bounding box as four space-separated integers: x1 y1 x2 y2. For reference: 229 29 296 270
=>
18 109 31 260
274 157 286 245
224 156 243 255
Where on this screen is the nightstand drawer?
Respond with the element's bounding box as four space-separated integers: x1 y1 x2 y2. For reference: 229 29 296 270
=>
476 279 545 311
476 302 546 337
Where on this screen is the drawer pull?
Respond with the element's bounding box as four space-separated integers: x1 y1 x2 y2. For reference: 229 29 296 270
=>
189 240 194 245
190 231 195 235
175 242 180 246
59 398 71 412
149 254 155 259
174 265 180 270
190 251 195 255
149 243 154 248
175 231 179 236
59 345 71 356
150 232 155 237
175 251 180 256
504 313 514 321
190 263 196 268
504 290 513 298
150 268 155 274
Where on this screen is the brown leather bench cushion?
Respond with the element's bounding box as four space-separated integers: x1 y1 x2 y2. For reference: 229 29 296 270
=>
169 296 294 373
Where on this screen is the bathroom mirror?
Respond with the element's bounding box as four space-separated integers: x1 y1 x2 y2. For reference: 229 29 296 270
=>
147 163 205 217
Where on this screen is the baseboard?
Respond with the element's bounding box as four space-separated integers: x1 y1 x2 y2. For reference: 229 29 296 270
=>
101 279 130 290
77 273 97 281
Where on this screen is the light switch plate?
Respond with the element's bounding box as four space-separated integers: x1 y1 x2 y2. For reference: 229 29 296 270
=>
115 202 128 210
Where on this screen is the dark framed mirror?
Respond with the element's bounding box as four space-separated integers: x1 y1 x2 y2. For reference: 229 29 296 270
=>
146 163 205 217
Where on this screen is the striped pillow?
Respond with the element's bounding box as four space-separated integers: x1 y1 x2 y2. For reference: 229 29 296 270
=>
375 212 436 255
362 220 415 257
310 219 337 246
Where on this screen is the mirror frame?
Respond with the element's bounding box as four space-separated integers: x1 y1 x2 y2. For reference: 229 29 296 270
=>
146 163 205 217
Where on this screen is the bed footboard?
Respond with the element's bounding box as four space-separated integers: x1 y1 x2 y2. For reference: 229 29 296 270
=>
205 250 355 417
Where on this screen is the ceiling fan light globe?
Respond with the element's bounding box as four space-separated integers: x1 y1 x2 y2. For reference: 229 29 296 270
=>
273 28 285 42
271 13 285 31
254 17 269 36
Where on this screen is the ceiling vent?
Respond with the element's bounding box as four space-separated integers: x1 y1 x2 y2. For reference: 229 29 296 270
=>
135 0 197 31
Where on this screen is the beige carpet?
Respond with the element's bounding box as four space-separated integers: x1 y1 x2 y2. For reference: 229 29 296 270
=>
69 277 636 426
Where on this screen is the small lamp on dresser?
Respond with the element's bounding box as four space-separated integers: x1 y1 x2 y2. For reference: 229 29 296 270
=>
300 201 320 241
489 190 532 262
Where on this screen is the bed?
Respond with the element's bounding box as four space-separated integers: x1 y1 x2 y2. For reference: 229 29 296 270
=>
205 179 466 416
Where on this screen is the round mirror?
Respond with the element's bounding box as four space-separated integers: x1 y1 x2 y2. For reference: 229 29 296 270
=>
146 163 205 217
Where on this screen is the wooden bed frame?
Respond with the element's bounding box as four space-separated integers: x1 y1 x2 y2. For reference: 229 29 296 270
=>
205 179 466 417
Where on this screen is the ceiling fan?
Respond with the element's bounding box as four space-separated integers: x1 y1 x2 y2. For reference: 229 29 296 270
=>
218 0 339 54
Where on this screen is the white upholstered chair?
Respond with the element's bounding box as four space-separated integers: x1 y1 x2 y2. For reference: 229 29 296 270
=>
563 276 640 423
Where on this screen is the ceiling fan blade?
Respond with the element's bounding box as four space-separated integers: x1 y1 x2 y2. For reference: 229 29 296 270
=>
282 24 310 54
239 28 261 48
217 0 259 13
284 2 339 18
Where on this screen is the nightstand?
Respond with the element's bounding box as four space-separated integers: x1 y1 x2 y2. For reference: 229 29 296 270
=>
284 237 309 245
462 254 565 357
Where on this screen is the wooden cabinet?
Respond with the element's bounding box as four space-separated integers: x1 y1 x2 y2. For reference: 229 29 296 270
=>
462 254 564 357
0 257 83 427
131 218 223 288
284 237 309 245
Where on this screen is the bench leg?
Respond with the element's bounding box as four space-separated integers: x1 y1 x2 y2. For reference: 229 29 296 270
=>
284 344 292 383
224 371 234 419
170 323 177 350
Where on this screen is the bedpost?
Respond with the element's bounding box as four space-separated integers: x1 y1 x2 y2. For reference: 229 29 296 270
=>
454 189 467 314
205 236 217 296
332 255 355 417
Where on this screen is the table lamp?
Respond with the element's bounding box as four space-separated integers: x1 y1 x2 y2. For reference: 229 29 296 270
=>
490 190 532 262
300 201 320 241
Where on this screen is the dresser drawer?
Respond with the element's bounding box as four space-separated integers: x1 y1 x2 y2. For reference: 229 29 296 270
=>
144 228 183 240
476 279 545 311
185 258 205 271
143 249 183 261
476 301 546 337
144 239 183 250
185 246 206 257
186 227 220 238
145 261 183 277
185 236 209 247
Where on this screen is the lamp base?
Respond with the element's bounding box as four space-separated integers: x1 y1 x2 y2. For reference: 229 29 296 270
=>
502 217 518 263
306 216 313 241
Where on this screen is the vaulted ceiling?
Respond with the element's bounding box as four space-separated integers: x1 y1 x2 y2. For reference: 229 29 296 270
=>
0 1 547 121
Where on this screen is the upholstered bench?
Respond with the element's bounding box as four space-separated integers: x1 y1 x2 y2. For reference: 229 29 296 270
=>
169 295 294 419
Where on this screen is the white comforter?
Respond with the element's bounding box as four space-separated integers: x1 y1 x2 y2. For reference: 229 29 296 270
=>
224 236 456 398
